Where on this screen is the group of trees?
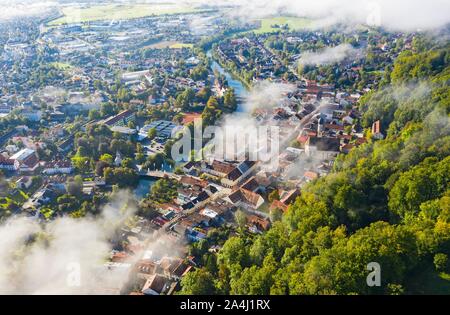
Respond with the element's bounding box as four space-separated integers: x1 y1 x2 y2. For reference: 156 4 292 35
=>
180 40 450 295
147 178 179 204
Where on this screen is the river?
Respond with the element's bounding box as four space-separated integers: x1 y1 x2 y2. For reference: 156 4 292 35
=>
135 51 250 201
207 50 248 113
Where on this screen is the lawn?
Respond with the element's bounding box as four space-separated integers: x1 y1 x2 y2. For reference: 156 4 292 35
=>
144 41 194 50
169 43 194 49
48 4 205 25
51 62 73 71
253 16 312 34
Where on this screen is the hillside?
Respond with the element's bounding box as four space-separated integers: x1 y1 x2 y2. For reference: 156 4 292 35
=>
180 39 450 295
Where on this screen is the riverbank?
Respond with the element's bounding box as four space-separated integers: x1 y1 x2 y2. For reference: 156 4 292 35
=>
206 50 250 113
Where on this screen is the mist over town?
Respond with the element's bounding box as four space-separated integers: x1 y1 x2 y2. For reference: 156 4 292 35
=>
0 0 449 298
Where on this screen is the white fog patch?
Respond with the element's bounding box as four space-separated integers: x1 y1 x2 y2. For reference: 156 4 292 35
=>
0 1 57 21
189 0 450 31
0 191 137 295
242 81 295 113
298 44 363 66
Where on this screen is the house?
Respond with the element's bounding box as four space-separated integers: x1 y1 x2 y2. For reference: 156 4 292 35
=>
270 189 300 213
102 110 136 127
16 176 32 189
228 188 265 210
139 120 181 140
247 215 271 233
305 136 340 160
240 175 270 194
135 259 157 278
23 187 55 209
270 199 288 212
220 160 257 188
160 257 192 281
371 120 384 140
110 126 137 139
142 274 169 295
10 148 40 173
21 109 42 122
182 161 200 175
0 155 16 171
179 175 208 189
43 160 73 175
303 171 319 182
280 189 300 205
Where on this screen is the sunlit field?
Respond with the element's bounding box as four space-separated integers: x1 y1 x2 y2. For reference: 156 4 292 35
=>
253 16 312 34
48 4 205 25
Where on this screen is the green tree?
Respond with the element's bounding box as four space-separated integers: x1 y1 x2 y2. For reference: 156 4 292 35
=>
180 269 216 295
66 176 83 197
434 253 449 272
99 153 113 165
223 88 237 112
147 127 157 140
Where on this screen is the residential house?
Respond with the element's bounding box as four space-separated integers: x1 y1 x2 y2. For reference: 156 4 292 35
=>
142 274 169 295
10 148 40 173
43 160 73 175
16 176 32 189
160 257 192 281
247 215 271 233
103 110 136 127
0 155 16 171
305 136 340 160
228 188 265 210
371 120 384 140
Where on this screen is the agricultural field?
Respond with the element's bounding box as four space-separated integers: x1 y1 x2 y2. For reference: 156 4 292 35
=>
169 43 194 49
48 4 205 25
50 62 73 71
253 16 312 34
144 41 194 50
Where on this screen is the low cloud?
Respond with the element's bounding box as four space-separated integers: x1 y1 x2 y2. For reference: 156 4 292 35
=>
0 191 138 294
2 1 448 31
204 80 294 166
188 0 450 31
242 81 295 113
0 1 57 21
298 44 363 66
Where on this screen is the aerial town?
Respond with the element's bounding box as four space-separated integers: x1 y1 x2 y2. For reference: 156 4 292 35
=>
0 1 449 296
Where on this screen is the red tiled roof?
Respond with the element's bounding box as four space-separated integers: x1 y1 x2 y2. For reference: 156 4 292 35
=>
297 135 309 144
304 171 319 180
372 120 382 134
248 215 270 231
324 124 344 131
211 160 235 175
280 189 300 205
180 176 208 188
182 112 202 125
270 200 288 212
21 154 39 168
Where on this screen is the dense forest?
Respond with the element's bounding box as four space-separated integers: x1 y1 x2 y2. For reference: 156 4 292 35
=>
179 40 450 295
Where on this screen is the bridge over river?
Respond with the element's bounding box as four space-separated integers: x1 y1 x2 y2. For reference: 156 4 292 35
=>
138 170 180 180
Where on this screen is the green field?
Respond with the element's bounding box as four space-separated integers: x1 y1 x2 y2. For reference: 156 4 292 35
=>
51 62 73 71
48 4 204 25
169 43 194 49
144 41 194 50
253 16 312 34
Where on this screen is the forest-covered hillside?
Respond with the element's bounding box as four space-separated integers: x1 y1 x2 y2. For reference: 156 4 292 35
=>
180 39 450 295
